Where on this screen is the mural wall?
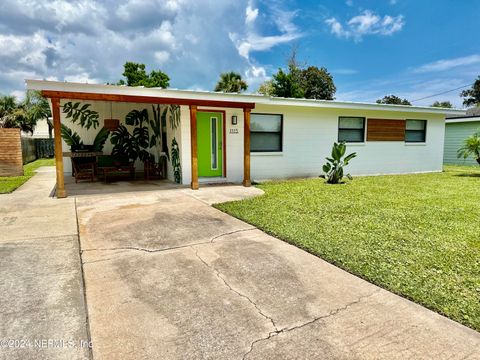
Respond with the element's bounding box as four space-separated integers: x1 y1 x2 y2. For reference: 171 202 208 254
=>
59 100 182 183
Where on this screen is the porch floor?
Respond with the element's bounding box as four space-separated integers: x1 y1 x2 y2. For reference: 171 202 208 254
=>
62 175 184 197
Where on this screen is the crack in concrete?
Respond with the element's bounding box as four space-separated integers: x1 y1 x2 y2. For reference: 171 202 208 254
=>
74 197 94 360
80 227 257 258
210 227 257 243
193 247 278 333
242 288 382 359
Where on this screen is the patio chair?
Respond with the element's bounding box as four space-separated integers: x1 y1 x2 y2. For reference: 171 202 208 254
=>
71 157 95 183
97 155 135 183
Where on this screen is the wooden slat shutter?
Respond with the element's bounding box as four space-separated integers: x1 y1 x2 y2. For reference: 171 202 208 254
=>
367 119 406 141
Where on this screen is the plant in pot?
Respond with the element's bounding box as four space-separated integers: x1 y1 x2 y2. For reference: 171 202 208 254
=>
320 142 357 184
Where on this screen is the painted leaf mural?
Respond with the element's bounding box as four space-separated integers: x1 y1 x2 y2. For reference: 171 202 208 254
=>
62 101 99 130
171 137 181 183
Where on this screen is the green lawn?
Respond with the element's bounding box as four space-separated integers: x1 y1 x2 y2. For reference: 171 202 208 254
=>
0 158 55 194
215 165 480 331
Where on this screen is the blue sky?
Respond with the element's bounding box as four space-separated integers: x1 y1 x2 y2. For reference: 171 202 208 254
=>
0 0 478 107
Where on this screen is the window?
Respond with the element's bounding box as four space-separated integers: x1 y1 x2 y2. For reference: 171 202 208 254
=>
211 117 218 169
250 113 283 152
338 117 365 143
405 120 427 143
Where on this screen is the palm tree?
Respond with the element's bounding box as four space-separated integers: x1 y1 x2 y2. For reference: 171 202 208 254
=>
457 132 480 165
24 90 52 137
214 72 248 93
0 95 16 117
0 91 49 135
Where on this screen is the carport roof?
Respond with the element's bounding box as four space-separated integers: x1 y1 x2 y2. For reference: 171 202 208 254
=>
26 79 465 116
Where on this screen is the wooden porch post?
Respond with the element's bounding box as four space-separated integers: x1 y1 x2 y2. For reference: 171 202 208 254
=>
51 97 66 198
190 105 199 190
243 108 251 187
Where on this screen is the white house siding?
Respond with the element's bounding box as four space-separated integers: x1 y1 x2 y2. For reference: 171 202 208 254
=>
249 105 445 181
179 104 445 184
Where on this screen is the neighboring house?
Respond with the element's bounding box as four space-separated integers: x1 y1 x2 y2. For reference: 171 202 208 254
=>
21 118 51 139
444 115 480 165
26 80 463 197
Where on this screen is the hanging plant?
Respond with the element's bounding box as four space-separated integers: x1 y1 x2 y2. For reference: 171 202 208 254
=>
62 102 99 130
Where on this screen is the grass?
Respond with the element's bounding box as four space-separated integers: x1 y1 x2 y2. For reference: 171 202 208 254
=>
0 158 55 194
215 165 480 331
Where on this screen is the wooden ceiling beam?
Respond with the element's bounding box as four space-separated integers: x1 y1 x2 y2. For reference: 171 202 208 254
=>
41 90 255 109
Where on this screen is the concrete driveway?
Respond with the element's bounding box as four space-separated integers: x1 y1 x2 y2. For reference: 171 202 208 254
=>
2 168 479 359
75 185 480 359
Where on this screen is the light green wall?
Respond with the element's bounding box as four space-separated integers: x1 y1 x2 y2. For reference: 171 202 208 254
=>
444 121 480 165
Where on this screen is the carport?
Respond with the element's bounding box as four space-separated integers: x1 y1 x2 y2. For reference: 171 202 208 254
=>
27 80 255 198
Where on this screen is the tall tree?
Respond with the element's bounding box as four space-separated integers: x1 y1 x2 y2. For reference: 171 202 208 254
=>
118 62 170 88
460 76 480 107
0 91 51 135
0 95 34 134
24 90 53 137
376 95 411 105
271 65 305 98
257 80 274 96
301 66 336 100
214 72 248 93
431 100 453 108
270 63 336 100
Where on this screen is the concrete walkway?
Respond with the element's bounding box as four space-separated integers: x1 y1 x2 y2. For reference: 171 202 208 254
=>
1 168 480 359
0 167 89 360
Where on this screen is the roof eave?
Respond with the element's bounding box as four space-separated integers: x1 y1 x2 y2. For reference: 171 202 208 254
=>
25 79 466 116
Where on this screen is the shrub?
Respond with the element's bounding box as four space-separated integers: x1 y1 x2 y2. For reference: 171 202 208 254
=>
320 142 357 184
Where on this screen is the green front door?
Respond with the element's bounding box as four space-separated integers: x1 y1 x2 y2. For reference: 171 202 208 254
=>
197 111 223 177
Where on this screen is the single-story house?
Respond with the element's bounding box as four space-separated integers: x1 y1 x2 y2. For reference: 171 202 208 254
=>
444 114 480 165
26 80 464 198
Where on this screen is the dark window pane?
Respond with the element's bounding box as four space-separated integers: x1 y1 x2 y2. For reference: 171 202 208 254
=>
338 129 364 142
251 114 282 132
251 133 282 152
405 130 425 142
406 119 426 130
339 117 364 129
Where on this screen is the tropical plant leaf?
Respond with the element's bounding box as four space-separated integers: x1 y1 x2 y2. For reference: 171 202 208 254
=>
60 124 82 149
125 109 142 126
133 126 149 148
62 101 99 130
92 127 110 152
111 124 139 161
171 137 181 183
321 142 356 184
169 104 180 130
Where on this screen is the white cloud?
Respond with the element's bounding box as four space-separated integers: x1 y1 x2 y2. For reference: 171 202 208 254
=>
326 10 404 41
154 51 170 64
413 54 480 73
231 5 301 60
245 1 259 25
0 0 302 95
331 68 358 75
244 65 268 90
